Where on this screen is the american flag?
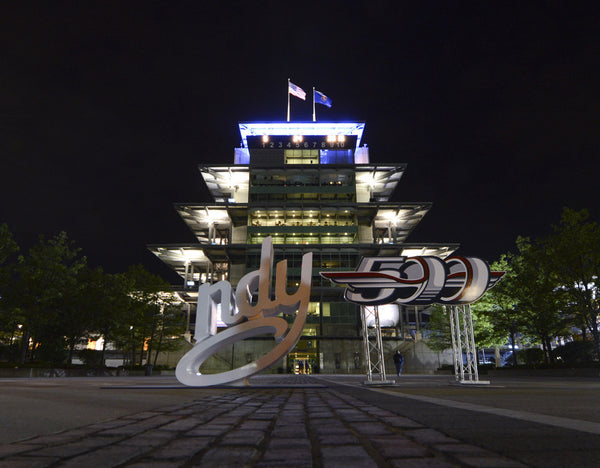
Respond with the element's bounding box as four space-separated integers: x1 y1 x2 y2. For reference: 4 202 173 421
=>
288 81 306 100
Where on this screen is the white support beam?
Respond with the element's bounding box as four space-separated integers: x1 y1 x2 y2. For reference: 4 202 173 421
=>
361 306 395 385
447 304 489 385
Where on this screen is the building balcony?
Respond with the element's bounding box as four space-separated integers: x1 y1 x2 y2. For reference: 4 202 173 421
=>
248 224 356 233
249 184 355 194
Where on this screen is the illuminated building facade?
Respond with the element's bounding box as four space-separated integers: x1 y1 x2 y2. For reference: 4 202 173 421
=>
149 121 458 374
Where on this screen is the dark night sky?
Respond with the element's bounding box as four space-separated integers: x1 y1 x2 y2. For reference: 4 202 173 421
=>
2 2 600 282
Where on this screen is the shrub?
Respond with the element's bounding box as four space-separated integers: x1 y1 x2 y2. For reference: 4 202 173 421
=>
0 343 20 361
551 341 595 365
36 338 68 364
79 349 104 368
521 348 545 366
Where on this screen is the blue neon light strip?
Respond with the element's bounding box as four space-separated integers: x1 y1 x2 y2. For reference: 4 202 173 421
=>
238 122 365 149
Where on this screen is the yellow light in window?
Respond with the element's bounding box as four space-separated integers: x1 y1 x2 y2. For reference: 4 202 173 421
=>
327 135 337 142
262 135 269 143
293 135 303 142
337 135 346 142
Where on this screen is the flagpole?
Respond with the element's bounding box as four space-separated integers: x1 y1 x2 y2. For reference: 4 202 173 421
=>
312 87 316 122
287 78 290 122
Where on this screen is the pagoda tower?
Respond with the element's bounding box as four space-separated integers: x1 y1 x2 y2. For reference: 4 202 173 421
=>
149 121 458 374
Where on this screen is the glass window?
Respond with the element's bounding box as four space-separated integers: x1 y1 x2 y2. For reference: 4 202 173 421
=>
320 149 354 164
285 149 319 165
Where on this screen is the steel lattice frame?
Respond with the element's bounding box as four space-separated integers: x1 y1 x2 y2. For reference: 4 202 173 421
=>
447 304 488 385
361 306 395 385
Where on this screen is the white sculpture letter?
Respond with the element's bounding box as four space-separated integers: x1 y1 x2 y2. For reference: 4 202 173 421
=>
176 237 312 387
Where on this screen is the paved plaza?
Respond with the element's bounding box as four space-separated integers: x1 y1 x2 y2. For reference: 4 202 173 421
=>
1 374 600 467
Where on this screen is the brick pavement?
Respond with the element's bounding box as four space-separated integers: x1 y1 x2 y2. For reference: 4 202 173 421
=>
0 376 526 467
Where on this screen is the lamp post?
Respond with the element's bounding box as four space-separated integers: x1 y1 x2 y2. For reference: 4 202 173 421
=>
129 325 135 367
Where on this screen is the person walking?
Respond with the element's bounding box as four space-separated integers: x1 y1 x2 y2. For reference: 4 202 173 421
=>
393 350 404 376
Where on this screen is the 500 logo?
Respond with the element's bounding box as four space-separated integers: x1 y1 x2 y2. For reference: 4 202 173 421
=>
320 256 504 306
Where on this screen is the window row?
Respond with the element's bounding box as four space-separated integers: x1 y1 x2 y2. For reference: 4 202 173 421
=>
248 235 356 245
250 169 354 186
249 192 356 202
246 251 360 270
249 218 356 227
284 149 354 165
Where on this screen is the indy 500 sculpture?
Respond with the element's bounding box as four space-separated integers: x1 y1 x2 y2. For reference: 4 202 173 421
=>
176 236 503 387
321 256 504 384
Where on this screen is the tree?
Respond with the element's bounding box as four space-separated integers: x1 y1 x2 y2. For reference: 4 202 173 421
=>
511 237 570 364
475 254 523 366
0 224 18 285
83 268 131 366
60 266 131 365
114 265 183 370
7 232 86 363
544 208 600 362
425 285 514 358
0 224 19 338
0 229 183 368
424 304 452 352
425 260 518 360
59 267 96 364
150 303 186 367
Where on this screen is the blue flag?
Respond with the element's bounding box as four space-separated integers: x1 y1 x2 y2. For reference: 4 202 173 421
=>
314 90 332 108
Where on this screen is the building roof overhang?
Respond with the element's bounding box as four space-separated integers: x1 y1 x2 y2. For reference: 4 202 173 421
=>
197 165 250 202
174 201 431 243
147 242 460 279
197 162 407 202
238 122 366 149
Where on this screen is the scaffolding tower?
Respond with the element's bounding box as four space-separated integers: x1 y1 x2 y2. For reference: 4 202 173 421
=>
361 305 395 385
447 304 489 385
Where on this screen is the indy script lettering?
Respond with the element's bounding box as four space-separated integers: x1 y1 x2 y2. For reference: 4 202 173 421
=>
176 236 312 387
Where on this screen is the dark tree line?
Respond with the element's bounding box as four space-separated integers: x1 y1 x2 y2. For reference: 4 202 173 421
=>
0 226 185 366
426 208 600 367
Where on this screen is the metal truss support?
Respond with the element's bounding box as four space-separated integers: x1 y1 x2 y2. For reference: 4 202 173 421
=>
447 304 489 385
361 305 395 385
